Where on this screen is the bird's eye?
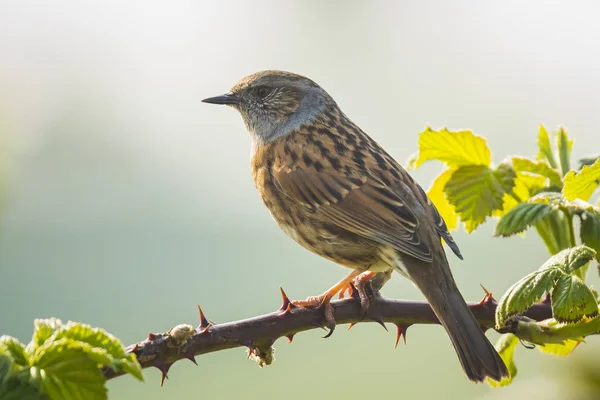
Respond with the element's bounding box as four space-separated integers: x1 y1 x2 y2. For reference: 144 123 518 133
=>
256 86 270 98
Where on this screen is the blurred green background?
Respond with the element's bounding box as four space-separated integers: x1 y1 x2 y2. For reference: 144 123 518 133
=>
1 1 600 399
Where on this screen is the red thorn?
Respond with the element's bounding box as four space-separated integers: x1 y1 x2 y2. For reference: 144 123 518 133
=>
542 293 551 304
154 362 172 387
131 343 139 352
241 339 255 353
197 305 211 333
281 303 293 316
285 334 295 343
197 305 210 327
199 324 211 335
147 333 159 341
373 317 388 332
480 283 491 296
185 353 198 365
347 322 356 331
394 324 410 349
278 286 297 313
477 284 495 305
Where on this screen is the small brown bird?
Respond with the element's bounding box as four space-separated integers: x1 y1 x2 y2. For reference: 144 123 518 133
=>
203 70 508 382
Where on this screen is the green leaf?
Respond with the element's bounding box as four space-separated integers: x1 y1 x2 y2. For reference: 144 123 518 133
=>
497 247 597 328
496 247 595 327
0 383 47 400
3 320 142 399
54 322 143 381
528 191 564 205
538 340 580 356
512 317 575 345
425 168 458 230
526 193 589 254
496 267 564 328
0 354 47 400
56 323 126 359
0 336 29 367
534 210 572 255
511 156 563 187
411 127 491 168
529 191 600 217
557 127 573 177
496 202 553 237
537 125 558 169
544 245 597 275
445 163 515 232
542 314 600 340
552 274 599 323
30 319 63 351
0 354 12 381
31 339 107 400
114 353 143 382
563 158 600 201
495 171 546 217
578 156 600 169
488 334 518 387
581 211 600 259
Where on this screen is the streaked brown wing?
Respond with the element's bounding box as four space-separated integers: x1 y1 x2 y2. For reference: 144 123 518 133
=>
272 167 434 262
412 182 463 259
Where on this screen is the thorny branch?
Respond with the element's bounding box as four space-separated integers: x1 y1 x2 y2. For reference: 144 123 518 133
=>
103 287 552 385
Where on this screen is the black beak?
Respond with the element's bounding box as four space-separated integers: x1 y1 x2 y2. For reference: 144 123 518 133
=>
202 93 240 105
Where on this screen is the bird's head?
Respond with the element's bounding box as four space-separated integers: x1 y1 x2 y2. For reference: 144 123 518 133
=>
203 70 335 144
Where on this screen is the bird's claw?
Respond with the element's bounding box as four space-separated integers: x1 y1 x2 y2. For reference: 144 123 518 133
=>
293 295 337 336
349 272 377 318
321 301 336 338
292 270 382 337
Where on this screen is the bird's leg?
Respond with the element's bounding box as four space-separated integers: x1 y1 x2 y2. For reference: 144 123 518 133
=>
338 271 376 298
292 269 362 332
347 271 377 315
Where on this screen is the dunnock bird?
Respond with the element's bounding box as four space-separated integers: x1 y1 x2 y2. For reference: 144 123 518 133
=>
203 70 508 382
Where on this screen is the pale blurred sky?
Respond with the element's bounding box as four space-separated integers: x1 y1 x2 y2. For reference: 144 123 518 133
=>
1 2 599 400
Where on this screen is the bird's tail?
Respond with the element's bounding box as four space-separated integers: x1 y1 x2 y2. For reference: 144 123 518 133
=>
407 266 509 382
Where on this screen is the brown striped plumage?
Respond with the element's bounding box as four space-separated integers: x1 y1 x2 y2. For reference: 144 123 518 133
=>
252 105 462 270
203 70 508 383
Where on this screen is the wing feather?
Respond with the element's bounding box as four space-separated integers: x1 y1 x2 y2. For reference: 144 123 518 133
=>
269 124 462 263
273 168 433 262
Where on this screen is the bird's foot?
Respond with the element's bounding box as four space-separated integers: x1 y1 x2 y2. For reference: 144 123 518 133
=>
293 294 336 336
346 271 377 317
292 270 363 337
